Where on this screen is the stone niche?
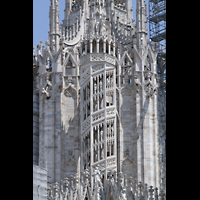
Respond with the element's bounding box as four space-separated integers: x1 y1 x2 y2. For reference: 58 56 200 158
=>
64 158 77 177
122 157 134 178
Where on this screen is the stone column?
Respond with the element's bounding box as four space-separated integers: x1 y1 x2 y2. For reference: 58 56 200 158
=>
113 42 115 57
33 90 39 166
90 39 93 54
103 38 106 53
96 39 99 53
85 41 87 55
66 28 68 41
108 42 111 54
97 124 100 161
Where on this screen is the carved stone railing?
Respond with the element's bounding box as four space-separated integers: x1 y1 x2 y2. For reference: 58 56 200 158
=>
80 53 116 66
106 107 115 116
92 110 104 123
46 169 166 200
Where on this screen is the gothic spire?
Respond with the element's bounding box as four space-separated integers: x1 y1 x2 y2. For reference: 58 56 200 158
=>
49 0 60 52
136 0 148 50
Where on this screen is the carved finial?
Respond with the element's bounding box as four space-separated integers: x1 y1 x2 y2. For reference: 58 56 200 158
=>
45 40 50 48
159 190 165 200
48 185 53 199
85 168 90 184
74 173 79 188
129 176 133 191
138 182 144 199
64 177 69 187
33 46 36 56
155 187 158 200
118 172 123 187
53 182 59 200
133 179 138 195
70 175 74 189
149 186 154 200
144 183 148 200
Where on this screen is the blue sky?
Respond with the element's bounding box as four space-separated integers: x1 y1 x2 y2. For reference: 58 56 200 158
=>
33 0 149 49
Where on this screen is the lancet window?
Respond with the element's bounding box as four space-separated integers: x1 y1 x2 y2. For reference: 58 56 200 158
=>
65 59 76 76
83 83 90 120
83 132 91 170
110 42 114 56
92 123 104 163
93 74 104 112
106 120 115 157
106 70 114 106
106 40 109 54
99 39 103 53
92 39 96 53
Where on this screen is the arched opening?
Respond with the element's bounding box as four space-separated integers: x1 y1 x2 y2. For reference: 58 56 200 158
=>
99 39 103 53
106 40 109 54
46 60 52 72
82 42 85 55
115 46 118 58
92 39 96 53
87 40 90 54
65 59 76 76
111 42 113 55
147 55 151 71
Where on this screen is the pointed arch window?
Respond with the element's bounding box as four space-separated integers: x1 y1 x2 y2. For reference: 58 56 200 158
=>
110 42 114 55
87 40 90 54
106 40 109 54
99 39 103 53
92 39 96 53
65 59 76 76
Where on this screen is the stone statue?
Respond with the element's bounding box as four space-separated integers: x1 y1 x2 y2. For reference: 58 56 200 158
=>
94 166 102 187
42 87 51 99
120 188 127 200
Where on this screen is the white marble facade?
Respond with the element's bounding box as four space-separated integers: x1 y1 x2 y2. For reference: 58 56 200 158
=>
33 0 166 199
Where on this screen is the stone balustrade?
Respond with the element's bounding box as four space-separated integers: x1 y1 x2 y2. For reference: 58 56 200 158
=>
80 53 115 66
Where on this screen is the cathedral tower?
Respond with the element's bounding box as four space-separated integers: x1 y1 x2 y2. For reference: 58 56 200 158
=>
34 0 162 194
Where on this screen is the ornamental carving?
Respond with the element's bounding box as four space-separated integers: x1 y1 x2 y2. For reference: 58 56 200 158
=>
121 86 132 96
41 73 53 99
144 81 158 98
64 86 77 98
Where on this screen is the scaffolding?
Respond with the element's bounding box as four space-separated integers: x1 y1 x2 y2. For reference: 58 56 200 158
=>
148 0 166 52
